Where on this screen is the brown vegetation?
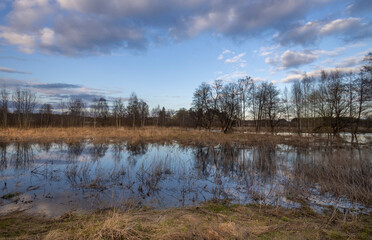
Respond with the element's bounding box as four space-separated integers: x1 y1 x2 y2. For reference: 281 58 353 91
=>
1 201 371 240
0 126 336 146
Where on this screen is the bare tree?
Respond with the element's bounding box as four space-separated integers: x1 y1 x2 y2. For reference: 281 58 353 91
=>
39 103 53 127
255 82 268 132
90 98 99 128
68 98 85 127
112 98 125 128
237 77 252 126
192 82 214 129
151 105 161 126
138 100 149 127
97 97 109 126
345 71 357 140
217 82 241 133
175 108 189 127
352 53 372 139
250 81 258 131
127 92 139 128
265 83 282 133
159 107 167 126
291 80 303 134
314 71 350 136
58 100 67 127
211 80 223 115
302 75 313 131
0 89 9 128
12 88 37 128
282 86 291 122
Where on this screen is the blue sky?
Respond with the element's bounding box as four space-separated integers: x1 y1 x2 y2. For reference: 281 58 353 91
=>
0 0 371 110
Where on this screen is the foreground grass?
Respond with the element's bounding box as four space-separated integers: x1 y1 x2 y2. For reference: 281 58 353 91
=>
0 127 334 147
0 201 371 240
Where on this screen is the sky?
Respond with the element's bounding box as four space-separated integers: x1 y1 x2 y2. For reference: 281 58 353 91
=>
0 0 371 110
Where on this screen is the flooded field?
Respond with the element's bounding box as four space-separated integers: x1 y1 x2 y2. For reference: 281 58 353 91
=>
0 141 371 217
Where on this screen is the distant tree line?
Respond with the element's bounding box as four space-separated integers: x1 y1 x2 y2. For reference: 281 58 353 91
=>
0 91 151 129
0 53 371 136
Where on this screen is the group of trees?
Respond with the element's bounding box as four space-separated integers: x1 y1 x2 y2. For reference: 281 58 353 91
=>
192 53 372 135
191 77 284 133
192 78 253 133
0 88 37 128
288 69 371 137
0 53 371 135
284 54 372 137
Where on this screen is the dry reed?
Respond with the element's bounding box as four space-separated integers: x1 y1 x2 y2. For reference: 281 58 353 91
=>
0 127 335 147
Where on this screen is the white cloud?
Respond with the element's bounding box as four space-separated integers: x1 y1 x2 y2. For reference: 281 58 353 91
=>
276 17 372 46
260 51 272 57
215 72 265 83
356 48 372 56
335 56 360 68
264 43 367 71
40 27 55 46
259 45 280 57
0 26 36 53
217 71 248 82
0 76 120 101
0 0 334 56
225 52 246 64
0 66 30 74
320 18 361 35
280 50 318 69
18 46 35 54
265 50 318 70
281 66 360 83
252 77 266 83
57 0 79 11
217 49 233 60
265 56 279 65
8 0 55 31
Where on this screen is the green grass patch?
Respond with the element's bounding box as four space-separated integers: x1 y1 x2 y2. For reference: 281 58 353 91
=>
204 201 238 214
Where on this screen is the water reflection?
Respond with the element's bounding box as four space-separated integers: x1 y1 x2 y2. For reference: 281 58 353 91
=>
37 142 52 152
112 142 125 163
126 142 148 156
10 143 35 169
67 142 84 157
0 143 7 170
0 141 371 217
89 143 109 160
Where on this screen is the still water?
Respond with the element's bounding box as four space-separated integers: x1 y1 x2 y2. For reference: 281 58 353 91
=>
0 141 371 217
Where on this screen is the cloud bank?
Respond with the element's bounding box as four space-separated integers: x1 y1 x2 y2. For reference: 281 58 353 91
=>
0 77 118 102
275 17 372 46
0 66 30 74
2 0 366 56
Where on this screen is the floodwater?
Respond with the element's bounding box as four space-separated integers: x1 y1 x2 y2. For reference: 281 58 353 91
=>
242 131 372 145
0 141 371 217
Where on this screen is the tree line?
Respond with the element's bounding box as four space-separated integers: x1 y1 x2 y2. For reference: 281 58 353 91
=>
0 91 150 128
0 53 371 135
191 52 372 135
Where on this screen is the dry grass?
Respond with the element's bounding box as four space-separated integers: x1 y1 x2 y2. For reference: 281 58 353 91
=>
1 201 371 240
288 149 372 206
0 127 330 147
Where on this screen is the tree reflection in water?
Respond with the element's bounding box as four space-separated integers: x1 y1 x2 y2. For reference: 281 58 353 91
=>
0 141 370 216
